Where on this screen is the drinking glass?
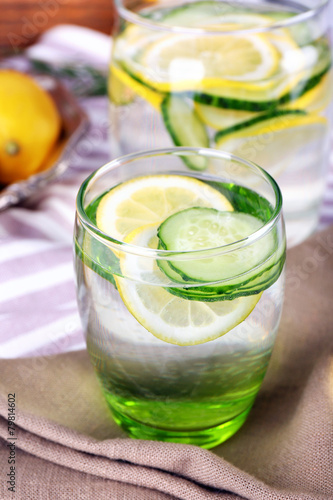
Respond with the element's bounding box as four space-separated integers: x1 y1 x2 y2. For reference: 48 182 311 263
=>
74 147 286 449
109 0 332 246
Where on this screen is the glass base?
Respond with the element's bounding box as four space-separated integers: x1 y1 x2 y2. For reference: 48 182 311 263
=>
110 405 252 449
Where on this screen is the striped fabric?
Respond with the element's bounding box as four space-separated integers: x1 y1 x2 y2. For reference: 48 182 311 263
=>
0 27 332 359
0 93 110 358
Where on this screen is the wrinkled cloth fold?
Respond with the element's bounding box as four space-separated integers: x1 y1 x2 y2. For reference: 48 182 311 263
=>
1 226 333 499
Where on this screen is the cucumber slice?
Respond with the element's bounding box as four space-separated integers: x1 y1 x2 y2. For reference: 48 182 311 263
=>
192 83 286 112
161 95 209 170
214 109 327 180
285 38 332 102
214 109 306 142
148 0 316 47
156 1 273 28
263 11 294 22
148 1 249 24
119 40 330 113
156 182 284 301
157 207 277 283
264 11 326 47
158 245 284 301
164 253 285 301
195 102 258 130
282 71 332 113
149 0 231 25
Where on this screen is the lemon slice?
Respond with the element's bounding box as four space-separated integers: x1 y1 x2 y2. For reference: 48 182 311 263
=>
108 65 136 106
116 279 261 345
265 30 306 93
138 33 279 92
268 30 306 75
115 224 261 346
109 64 164 110
96 174 233 241
215 112 327 179
194 29 306 105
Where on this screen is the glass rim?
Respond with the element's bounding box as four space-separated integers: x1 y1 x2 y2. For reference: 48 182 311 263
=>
76 147 283 261
114 0 329 36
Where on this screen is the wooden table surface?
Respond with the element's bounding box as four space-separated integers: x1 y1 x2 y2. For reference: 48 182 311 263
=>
0 0 116 55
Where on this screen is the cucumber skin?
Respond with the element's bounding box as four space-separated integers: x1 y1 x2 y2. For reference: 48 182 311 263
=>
122 59 330 111
214 109 306 142
123 62 331 112
167 258 285 301
193 64 331 112
161 95 209 170
120 54 330 112
157 213 286 302
160 248 286 301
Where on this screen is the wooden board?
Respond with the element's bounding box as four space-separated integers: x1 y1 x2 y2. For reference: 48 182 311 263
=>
0 0 117 55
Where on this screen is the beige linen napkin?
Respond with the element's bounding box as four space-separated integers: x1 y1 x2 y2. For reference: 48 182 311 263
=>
1 227 333 499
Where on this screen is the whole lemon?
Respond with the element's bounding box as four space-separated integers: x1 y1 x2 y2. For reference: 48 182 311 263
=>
0 70 61 185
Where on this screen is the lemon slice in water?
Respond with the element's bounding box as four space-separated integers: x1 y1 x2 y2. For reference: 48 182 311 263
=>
115 224 261 346
137 33 279 92
96 174 232 241
109 64 164 110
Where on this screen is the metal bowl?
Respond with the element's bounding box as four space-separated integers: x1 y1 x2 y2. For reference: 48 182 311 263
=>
0 74 90 210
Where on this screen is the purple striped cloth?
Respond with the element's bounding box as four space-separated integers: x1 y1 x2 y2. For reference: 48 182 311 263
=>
0 94 110 359
0 26 333 359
